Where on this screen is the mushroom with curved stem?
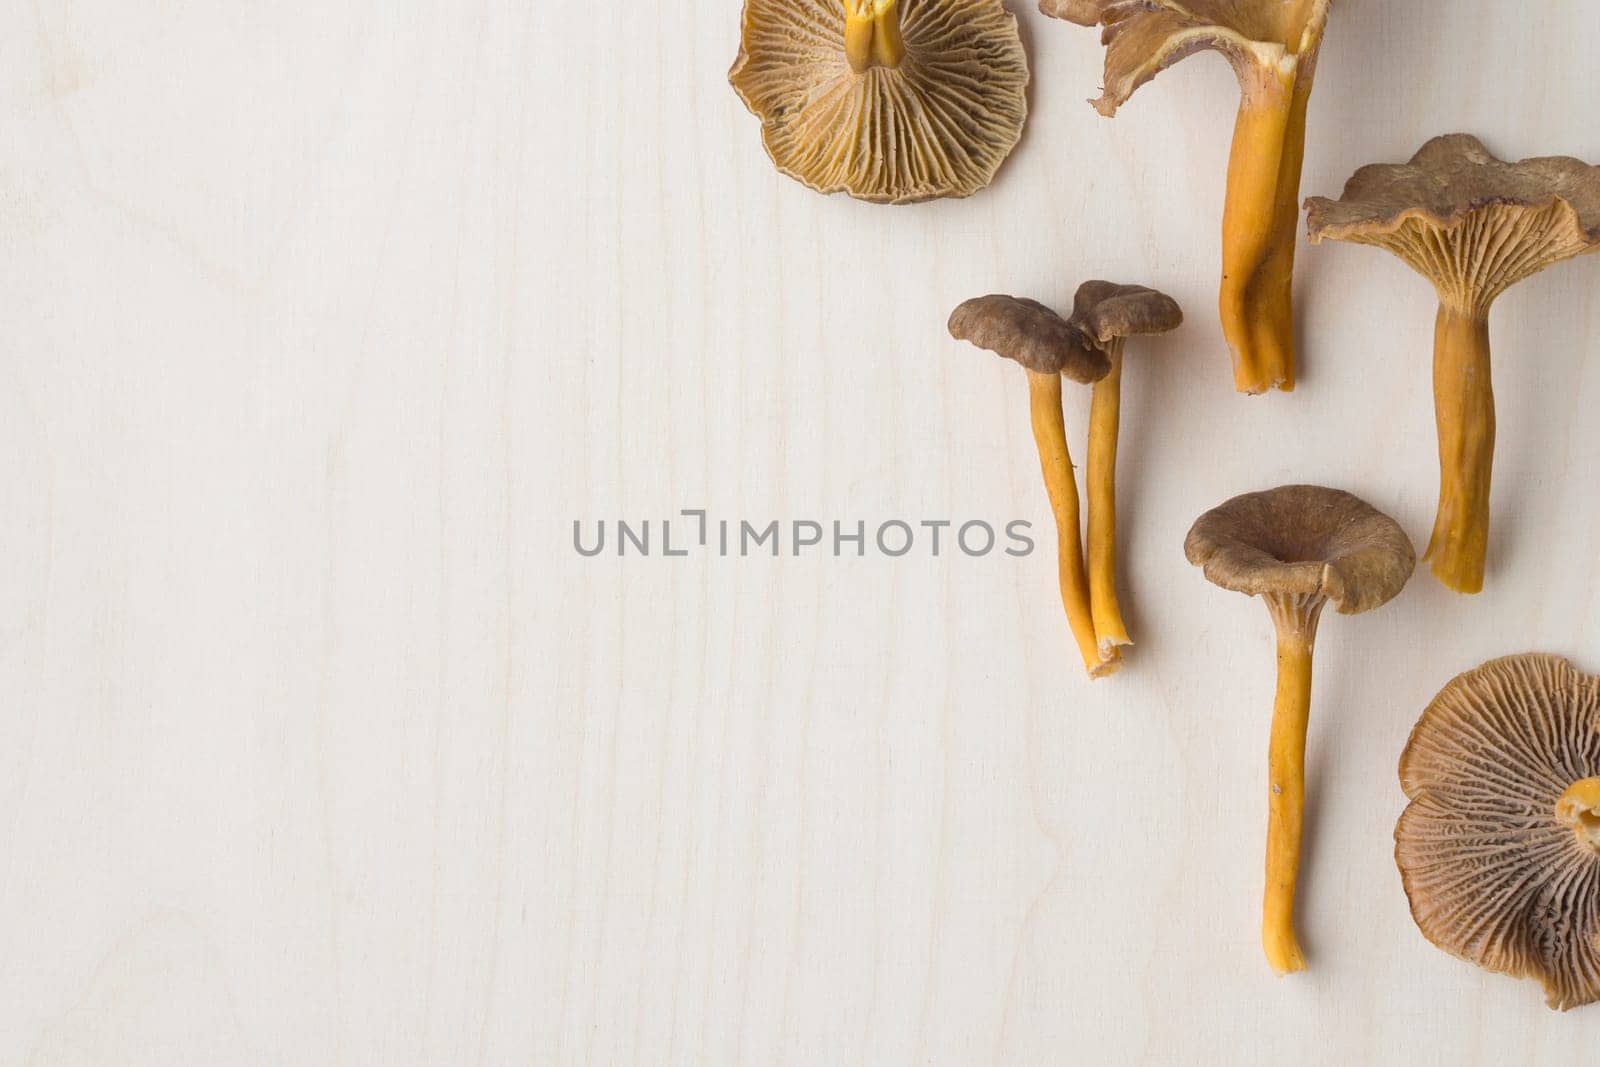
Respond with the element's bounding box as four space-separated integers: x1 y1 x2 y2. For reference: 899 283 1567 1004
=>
1185 486 1414 974
1397 654 1600 1011
1066 281 1183 656
1040 0 1332 394
730 0 1029 204
949 295 1119 679
1306 134 1600 594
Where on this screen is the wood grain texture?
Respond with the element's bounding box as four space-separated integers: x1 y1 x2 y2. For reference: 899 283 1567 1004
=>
2 1 1600 1063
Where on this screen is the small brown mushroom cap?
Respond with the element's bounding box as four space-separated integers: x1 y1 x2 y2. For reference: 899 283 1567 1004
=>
948 295 1111 382
1069 281 1183 348
1306 134 1600 313
1040 0 1331 117
1397 654 1600 1011
730 0 1029 204
1183 485 1415 614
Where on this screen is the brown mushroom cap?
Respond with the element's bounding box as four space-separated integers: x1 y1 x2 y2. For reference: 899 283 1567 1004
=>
948 295 1111 382
1040 0 1331 117
730 0 1029 204
1183 485 1415 614
1306 134 1600 313
1069 281 1184 348
1397 654 1600 1011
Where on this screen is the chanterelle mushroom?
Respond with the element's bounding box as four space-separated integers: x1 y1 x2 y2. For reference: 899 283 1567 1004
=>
1398 654 1600 1011
1186 485 1414 973
949 295 1118 678
730 0 1029 203
1305 135 1600 594
1041 0 1331 393
1066 281 1183 657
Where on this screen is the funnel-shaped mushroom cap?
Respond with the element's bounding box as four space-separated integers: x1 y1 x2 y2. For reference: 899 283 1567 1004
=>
1398 654 1600 1011
1039 0 1331 116
1069 281 1184 347
949 295 1111 382
1184 485 1415 614
1306 134 1600 314
730 0 1029 203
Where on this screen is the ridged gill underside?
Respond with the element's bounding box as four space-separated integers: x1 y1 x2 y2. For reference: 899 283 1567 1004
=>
1398 654 1600 1011
1326 201 1598 318
1306 134 1600 314
730 0 1028 203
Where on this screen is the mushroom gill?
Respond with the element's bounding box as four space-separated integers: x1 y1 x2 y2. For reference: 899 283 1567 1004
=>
1398 654 1600 1011
730 0 1029 203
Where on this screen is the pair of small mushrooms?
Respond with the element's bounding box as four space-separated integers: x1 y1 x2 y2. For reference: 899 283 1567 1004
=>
949 284 1182 677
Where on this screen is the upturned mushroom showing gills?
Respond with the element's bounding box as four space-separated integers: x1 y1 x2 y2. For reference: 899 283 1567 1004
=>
1066 281 1183 657
1398 654 1600 1011
949 295 1119 679
1306 135 1600 594
730 0 1029 203
1040 0 1331 394
1186 486 1414 973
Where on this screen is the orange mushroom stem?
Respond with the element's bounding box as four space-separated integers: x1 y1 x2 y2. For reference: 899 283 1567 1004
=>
844 0 905 72
1261 591 1324 974
1555 778 1600 851
1031 370 1118 678
1221 60 1313 394
1426 306 1495 593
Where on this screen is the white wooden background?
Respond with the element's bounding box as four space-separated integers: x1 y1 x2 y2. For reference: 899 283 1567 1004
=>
3 1 1600 1063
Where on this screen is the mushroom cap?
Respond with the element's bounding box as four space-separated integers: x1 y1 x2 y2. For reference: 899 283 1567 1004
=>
1039 0 1331 117
1183 485 1415 614
1397 654 1600 1011
948 295 1111 382
1306 134 1600 312
1069 280 1183 347
729 0 1029 204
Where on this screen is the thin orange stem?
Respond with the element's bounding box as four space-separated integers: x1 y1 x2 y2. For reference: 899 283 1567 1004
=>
1028 371 1117 679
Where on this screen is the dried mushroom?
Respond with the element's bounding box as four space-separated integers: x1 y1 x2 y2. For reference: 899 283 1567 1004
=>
1398 654 1600 1011
1186 486 1414 974
949 295 1119 678
730 0 1029 203
1068 281 1183 657
1042 0 1332 393
1306 135 1600 594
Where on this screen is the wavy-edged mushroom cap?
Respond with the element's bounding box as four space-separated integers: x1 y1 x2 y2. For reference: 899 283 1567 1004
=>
949 296 1111 382
1040 0 1331 117
730 0 1029 204
1069 281 1184 347
1184 485 1415 614
1306 134 1600 314
1398 654 1600 1011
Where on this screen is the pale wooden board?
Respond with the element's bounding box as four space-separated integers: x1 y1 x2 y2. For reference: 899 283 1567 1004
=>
3 0 1600 1063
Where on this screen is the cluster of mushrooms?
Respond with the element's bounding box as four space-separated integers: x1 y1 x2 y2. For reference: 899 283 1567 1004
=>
732 0 1600 1008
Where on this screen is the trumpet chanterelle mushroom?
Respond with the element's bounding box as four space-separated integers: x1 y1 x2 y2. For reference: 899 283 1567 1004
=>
730 0 1029 203
1186 486 1414 973
1068 281 1183 656
1306 134 1600 594
1041 0 1331 394
1398 654 1600 1011
949 295 1119 678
